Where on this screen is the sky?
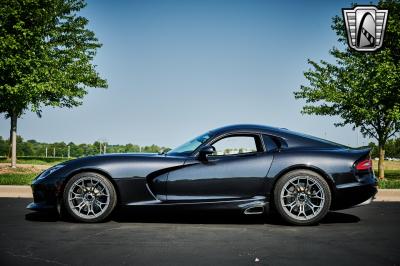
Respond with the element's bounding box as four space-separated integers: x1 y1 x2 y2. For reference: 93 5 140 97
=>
0 0 377 148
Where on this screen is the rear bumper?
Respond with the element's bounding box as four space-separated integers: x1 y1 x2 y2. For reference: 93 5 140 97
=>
354 196 374 207
331 183 377 210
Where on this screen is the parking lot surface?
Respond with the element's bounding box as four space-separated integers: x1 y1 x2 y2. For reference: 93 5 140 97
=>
0 199 399 266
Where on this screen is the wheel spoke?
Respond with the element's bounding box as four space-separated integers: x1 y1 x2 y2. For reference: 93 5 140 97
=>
306 202 316 215
282 194 295 198
97 192 109 197
297 204 306 218
284 187 291 193
310 194 324 200
69 195 83 201
310 189 324 199
283 201 296 207
87 203 95 215
289 203 297 213
289 181 298 188
95 200 105 210
76 200 86 212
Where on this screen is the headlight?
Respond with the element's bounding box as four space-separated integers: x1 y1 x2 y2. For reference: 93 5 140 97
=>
36 165 65 181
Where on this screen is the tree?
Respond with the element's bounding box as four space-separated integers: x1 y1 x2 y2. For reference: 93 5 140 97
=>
0 136 7 157
384 137 400 158
0 0 107 167
368 142 379 159
294 0 400 179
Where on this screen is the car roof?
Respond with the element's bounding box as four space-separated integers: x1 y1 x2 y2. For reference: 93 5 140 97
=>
210 124 285 134
210 124 346 149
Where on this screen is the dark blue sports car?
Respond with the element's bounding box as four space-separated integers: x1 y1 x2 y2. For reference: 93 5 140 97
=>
28 124 377 225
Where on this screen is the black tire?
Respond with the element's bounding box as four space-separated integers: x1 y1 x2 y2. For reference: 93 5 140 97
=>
273 170 331 225
63 172 117 223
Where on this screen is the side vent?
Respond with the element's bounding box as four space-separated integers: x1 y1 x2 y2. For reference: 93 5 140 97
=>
244 206 264 215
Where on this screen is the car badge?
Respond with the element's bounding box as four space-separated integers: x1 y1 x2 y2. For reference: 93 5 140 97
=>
342 6 388 52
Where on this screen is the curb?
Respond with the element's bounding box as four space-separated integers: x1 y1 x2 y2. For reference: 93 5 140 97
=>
375 189 400 202
0 185 32 198
0 185 400 201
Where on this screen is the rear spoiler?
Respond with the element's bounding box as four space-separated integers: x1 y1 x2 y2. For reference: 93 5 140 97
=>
349 148 371 164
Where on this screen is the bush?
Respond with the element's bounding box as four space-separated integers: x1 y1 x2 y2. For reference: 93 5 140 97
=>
378 179 400 189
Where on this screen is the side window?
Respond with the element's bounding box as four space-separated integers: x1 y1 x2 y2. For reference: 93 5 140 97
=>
211 135 260 156
262 134 278 151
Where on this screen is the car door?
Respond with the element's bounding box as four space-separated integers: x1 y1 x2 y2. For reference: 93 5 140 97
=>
166 134 274 202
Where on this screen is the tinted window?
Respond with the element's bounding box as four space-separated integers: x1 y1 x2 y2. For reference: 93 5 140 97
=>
212 136 258 155
262 135 278 151
167 132 212 155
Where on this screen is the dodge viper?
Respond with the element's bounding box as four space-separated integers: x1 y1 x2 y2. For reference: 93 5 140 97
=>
27 124 377 225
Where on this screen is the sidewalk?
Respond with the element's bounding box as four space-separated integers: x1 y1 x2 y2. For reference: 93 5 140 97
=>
376 189 400 202
0 185 399 201
0 185 33 198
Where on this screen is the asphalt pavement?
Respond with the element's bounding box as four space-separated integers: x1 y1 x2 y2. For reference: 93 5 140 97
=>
0 198 399 266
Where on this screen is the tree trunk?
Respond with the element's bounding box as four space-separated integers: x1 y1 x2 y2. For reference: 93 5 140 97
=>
7 128 12 159
378 144 385 179
10 113 17 168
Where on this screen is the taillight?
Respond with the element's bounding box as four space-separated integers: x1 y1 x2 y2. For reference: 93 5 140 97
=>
355 159 372 171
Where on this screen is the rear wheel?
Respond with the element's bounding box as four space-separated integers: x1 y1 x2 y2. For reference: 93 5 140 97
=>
63 172 117 223
273 170 331 225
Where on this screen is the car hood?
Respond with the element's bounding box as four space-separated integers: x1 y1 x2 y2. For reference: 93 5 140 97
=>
59 153 188 180
64 153 164 164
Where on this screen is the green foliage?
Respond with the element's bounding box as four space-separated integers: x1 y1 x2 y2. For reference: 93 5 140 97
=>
369 139 400 159
0 136 170 158
368 142 379 158
0 0 107 118
0 136 7 157
294 0 400 145
376 169 400 179
384 138 400 157
0 0 107 167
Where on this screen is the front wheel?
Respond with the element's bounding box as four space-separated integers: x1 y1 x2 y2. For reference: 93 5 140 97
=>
63 172 117 223
273 170 331 225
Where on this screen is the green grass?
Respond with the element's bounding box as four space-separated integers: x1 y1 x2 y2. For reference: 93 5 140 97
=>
378 179 400 189
374 170 400 189
0 157 69 165
375 170 400 179
0 173 37 185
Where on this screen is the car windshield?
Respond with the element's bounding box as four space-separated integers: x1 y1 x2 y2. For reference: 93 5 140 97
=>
167 132 212 156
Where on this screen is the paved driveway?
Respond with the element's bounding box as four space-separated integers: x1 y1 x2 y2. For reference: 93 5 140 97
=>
0 199 399 266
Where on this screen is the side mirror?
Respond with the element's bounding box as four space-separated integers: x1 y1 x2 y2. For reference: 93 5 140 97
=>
198 145 215 160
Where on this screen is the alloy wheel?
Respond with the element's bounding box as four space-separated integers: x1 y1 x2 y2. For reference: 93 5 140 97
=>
67 176 111 219
279 175 325 221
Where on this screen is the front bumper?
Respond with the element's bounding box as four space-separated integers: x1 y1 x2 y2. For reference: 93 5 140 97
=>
27 201 56 211
26 181 61 211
